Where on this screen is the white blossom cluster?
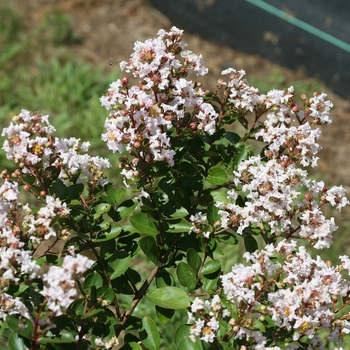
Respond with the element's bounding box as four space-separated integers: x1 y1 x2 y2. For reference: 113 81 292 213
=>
188 295 229 343
100 27 218 184
2 109 110 187
0 176 76 321
0 178 40 285
254 90 333 168
189 240 350 348
216 155 348 249
221 68 265 113
189 211 211 238
0 110 109 323
94 335 119 349
41 254 94 316
24 195 70 243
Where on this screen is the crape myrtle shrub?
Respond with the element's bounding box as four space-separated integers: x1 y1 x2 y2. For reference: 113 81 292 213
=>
1 27 350 350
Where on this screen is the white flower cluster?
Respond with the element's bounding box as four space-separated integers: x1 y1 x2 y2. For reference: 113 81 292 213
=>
94 335 119 349
42 254 94 316
189 240 350 348
0 176 82 322
101 27 218 184
24 195 70 242
0 179 40 285
216 155 348 249
189 212 211 238
188 295 229 343
221 68 264 113
1 253 93 323
2 109 110 187
0 292 32 322
254 91 332 168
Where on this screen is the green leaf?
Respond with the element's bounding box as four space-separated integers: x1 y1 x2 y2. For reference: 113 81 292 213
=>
174 325 189 347
100 286 115 303
206 167 228 185
140 316 160 350
176 262 197 291
67 183 84 202
93 203 112 220
167 207 189 219
201 260 221 275
108 251 131 279
129 212 158 236
174 325 202 349
217 232 238 245
177 337 202 350
225 131 241 144
38 330 75 343
202 270 221 293
50 178 68 200
244 234 258 253
81 307 104 320
207 202 221 226
167 219 191 233
92 223 122 242
84 271 103 290
120 342 143 350
211 190 228 203
35 254 63 267
155 270 175 288
145 287 190 310
116 199 138 220
105 184 125 205
8 332 27 350
187 249 201 274
13 284 30 297
139 236 161 267
6 315 33 339
67 299 85 316
155 306 175 324
234 144 248 167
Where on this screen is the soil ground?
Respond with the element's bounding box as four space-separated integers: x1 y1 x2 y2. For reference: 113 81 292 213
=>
12 0 350 190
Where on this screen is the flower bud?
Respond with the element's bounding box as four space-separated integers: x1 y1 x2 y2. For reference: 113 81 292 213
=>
331 295 338 303
189 122 197 130
121 76 129 86
265 150 274 159
134 141 142 149
304 193 313 201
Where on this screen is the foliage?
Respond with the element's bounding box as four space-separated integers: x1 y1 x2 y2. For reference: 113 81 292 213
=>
1 26 350 350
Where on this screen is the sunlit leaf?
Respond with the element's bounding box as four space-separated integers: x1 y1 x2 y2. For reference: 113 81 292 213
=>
206 167 228 185
140 316 160 350
130 212 158 236
145 287 190 310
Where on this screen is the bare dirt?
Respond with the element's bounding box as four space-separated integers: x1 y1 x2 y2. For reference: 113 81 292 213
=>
13 0 350 190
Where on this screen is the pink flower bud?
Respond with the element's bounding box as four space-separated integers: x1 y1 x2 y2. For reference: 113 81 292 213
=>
189 122 197 130
121 77 129 86
304 193 313 201
134 141 141 149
